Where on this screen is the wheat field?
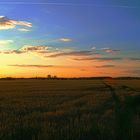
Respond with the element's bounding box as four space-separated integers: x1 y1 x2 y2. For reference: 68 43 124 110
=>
0 79 139 140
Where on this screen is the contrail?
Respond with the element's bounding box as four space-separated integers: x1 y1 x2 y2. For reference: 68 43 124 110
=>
0 2 137 8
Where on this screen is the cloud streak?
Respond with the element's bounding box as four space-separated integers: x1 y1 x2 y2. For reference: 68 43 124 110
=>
8 64 76 69
1 45 139 64
128 58 140 61
47 51 96 58
20 45 49 52
0 40 14 45
8 64 54 68
96 65 115 68
131 70 140 74
58 38 72 43
0 16 32 30
0 2 137 8
125 69 140 75
17 28 30 32
73 57 122 61
101 48 120 54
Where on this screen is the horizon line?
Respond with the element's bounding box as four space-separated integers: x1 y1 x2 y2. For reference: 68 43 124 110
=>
0 76 139 79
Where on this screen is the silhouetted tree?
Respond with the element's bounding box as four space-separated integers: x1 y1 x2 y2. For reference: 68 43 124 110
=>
47 75 51 79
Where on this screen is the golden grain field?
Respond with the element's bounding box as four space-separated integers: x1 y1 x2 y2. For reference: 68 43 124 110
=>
0 79 139 140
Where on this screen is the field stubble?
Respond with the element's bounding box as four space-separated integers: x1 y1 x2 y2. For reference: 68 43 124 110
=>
0 79 139 140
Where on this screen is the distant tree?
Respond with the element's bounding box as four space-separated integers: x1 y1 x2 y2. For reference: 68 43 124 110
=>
53 75 57 79
47 75 51 79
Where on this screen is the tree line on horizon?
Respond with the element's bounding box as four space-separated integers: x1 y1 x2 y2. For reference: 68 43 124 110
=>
0 75 140 80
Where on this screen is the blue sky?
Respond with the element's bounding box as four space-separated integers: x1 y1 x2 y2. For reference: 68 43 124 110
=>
0 0 140 77
0 0 140 49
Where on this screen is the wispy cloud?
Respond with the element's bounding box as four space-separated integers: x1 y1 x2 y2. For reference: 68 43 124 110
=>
17 28 30 32
0 40 14 45
58 38 72 43
91 47 96 50
8 64 77 69
90 47 120 54
47 51 95 58
125 69 140 75
8 64 54 68
0 16 32 30
1 44 138 65
0 2 137 9
20 45 49 52
101 48 120 54
0 45 50 54
0 44 100 60
0 50 24 54
96 65 115 68
127 57 140 61
131 70 140 74
0 44 123 62
73 57 122 61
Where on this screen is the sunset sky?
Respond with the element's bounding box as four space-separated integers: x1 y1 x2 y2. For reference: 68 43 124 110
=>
0 0 140 77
